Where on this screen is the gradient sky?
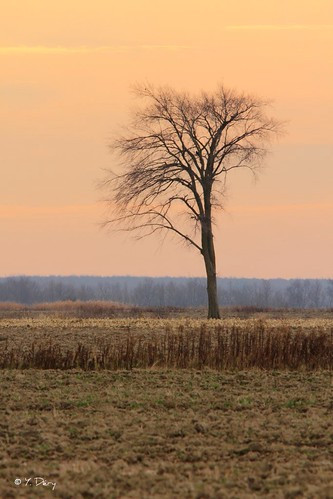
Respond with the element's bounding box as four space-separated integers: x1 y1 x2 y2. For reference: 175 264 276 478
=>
0 0 332 278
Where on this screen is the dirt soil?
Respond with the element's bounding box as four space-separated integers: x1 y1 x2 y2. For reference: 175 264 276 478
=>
1 369 332 498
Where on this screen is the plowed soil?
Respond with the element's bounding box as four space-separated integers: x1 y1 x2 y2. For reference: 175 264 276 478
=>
1 369 332 498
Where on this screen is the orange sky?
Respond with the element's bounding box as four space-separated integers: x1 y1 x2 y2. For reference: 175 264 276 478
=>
0 0 332 278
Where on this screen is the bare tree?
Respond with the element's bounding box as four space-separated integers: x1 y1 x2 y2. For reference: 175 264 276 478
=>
102 84 282 318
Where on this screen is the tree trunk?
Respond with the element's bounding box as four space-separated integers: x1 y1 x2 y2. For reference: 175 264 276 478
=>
205 264 220 319
201 216 221 319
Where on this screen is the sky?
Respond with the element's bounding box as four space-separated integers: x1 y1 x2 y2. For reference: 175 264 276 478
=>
0 0 332 278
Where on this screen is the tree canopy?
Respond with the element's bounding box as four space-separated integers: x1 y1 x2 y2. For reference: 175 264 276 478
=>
102 84 282 318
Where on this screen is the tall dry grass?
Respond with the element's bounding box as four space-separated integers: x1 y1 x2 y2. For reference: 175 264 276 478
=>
0 300 138 318
0 322 331 370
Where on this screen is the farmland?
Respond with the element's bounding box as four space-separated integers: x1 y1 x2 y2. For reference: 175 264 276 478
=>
0 306 333 498
0 312 332 370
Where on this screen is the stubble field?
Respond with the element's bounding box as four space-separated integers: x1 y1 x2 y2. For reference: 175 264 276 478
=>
0 308 332 498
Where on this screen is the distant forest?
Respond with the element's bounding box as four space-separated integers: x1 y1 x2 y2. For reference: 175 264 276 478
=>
0 276 332 309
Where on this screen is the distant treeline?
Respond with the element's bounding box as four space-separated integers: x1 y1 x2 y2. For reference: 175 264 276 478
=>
0 276 332 309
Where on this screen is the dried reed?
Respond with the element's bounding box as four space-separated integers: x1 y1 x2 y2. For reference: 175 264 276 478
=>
0 323 331 371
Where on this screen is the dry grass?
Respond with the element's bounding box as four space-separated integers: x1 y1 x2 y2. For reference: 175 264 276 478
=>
0 302 24 311
0 300 137 318
0 317 332 371
1 300 332 320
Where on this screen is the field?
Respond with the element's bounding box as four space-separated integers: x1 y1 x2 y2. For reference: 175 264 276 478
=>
0 305 333 498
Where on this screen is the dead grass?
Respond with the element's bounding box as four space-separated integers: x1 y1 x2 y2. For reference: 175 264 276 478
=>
1 301 333 320
0 318 332 371
0 300 137 319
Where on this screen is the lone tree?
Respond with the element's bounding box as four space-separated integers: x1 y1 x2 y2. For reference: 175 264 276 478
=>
102 84 281 318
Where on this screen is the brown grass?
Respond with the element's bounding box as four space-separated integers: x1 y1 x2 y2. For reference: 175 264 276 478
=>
1 320 332 371
0 302 25 311
1 300 332 320
0 300 139 319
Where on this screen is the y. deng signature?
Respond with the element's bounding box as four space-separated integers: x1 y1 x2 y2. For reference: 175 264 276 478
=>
14 477 57 490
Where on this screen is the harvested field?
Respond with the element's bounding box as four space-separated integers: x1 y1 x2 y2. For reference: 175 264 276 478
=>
1 369 332 498
0 313 332 497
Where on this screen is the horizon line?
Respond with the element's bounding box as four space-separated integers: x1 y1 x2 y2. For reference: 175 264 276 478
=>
0 274 331 281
